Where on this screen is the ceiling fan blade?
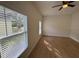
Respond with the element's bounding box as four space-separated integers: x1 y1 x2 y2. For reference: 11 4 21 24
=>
68 4 75 7
52 5 62 8
59 7 63 11
62 1 74 4
68 1 74 3
63 1 68 4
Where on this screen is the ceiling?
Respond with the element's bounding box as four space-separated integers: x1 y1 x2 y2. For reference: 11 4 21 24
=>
34 1 79 16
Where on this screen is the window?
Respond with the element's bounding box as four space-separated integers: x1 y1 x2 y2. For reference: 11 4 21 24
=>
39 20 42 35
5 8 25 35
0 5 28 58
0 5 27 38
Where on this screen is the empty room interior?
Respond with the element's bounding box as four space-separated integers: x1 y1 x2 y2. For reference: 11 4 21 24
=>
0 1 79 58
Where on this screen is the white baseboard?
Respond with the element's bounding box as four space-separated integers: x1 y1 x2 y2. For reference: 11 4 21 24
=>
43 34 79 43
43 34 69 37
70 36 79 43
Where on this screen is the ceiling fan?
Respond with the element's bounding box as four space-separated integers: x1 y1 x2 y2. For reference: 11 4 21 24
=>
52 1 75 11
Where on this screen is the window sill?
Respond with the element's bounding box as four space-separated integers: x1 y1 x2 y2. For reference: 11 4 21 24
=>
0 31 25 40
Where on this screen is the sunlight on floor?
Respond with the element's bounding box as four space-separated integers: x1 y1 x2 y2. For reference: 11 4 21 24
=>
44 40 62 57
53 48 61 54
53 48 62 57
44 40 52 47
55 52 62 57
46 46 52 51
44 40 53 51
44 40 49 45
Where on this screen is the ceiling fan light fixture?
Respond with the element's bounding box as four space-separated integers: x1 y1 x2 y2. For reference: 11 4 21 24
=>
63 4 68 8
52 1 75 11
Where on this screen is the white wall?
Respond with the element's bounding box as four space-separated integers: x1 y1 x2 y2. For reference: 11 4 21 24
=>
43 10 79 42
0 1 43 57
43 15 72 37
70 11 79 42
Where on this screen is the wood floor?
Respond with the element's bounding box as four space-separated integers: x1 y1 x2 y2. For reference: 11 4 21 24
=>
28 36 79 58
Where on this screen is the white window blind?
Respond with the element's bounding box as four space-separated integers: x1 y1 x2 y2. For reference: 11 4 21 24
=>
0 5 28 58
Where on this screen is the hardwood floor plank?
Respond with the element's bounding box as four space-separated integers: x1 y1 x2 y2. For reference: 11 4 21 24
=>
28 36 79 58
